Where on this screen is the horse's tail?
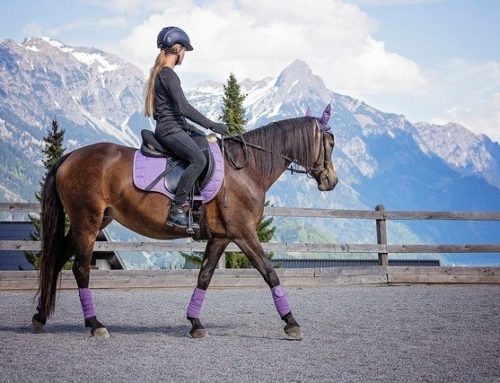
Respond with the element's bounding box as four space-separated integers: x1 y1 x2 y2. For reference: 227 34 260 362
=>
37 152 72 318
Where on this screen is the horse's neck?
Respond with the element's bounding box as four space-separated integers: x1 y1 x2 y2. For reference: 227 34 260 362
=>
247 125 308 191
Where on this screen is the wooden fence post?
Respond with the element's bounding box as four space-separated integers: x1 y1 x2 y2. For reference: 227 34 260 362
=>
218 254 226 269
375 205 389 266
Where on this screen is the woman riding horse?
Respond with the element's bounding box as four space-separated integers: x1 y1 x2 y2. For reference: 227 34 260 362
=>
145 26 229 229
32 27 338 338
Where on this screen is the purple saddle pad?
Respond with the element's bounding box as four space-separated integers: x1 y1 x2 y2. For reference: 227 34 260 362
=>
133 140 224 204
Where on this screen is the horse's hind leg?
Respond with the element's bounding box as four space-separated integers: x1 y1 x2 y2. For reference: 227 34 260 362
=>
70 219 110 338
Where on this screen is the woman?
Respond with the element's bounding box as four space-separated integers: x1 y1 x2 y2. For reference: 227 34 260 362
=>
145 26 228 229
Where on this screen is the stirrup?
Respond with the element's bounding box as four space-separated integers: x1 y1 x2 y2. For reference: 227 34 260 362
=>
185 208 200 235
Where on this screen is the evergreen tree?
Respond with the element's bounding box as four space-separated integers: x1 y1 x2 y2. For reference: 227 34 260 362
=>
220 73 246 135
25 119 71 269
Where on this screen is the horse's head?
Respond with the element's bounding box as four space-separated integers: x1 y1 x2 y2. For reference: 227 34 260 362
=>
306 104 338 191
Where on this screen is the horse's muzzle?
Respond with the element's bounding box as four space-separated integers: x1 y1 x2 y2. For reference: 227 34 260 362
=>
318 174 338 191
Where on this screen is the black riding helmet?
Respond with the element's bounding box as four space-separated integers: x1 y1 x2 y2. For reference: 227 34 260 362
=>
157 27 193 51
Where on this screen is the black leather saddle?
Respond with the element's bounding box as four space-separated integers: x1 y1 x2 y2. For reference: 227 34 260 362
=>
140 129 215 193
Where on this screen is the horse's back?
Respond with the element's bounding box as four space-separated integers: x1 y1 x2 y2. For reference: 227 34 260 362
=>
56 142 135 201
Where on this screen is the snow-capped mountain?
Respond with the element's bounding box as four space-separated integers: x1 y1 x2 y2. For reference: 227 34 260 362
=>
0 37 149 200
1 40 499 266
413 122 500 189
186 59 500 263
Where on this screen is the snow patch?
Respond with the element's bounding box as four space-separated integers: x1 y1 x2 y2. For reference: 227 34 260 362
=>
342 137 377 177
41 37 65 49
243 78 275 106
0 119 13 139
78 106 139 147
355 114 375 127
24 45 39 52
71 51 119 73
268 102 283 117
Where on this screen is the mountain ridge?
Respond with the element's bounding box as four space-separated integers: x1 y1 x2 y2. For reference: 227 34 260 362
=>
1 38 499 267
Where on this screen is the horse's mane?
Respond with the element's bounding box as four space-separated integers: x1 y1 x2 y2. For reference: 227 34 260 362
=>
225 116 317 178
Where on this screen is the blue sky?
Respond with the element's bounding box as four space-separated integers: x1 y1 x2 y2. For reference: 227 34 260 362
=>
1 0 499 141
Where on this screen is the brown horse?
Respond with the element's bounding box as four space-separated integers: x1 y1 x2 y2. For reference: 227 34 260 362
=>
33 111 337 339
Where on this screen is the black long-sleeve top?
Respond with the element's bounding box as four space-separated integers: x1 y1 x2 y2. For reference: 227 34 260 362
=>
153 66 223 134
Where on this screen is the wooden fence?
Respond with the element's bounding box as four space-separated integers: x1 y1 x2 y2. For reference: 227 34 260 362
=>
1 202 500 267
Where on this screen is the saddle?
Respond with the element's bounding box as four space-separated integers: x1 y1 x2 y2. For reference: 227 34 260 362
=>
140 129 215 193
133 130 224 204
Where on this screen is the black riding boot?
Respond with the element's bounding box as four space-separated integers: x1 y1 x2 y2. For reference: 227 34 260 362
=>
166 204 189 228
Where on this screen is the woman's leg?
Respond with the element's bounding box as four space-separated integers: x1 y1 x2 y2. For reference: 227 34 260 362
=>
155 129 207 226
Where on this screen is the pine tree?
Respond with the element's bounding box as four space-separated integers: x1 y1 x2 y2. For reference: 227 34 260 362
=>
25 119 70 269
220 73 246 135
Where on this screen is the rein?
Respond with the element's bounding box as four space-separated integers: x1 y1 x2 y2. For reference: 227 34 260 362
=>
222 119 331 177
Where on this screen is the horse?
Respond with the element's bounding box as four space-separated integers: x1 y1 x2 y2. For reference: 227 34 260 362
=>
33 105 338 339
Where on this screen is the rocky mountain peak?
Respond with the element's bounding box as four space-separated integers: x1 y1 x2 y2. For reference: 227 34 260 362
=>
275 59 328 96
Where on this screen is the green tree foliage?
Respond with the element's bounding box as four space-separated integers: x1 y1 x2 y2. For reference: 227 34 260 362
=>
220 72 246 135
25 120 72 269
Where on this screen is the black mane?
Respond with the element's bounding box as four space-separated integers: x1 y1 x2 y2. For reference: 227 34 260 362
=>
225 116 317 178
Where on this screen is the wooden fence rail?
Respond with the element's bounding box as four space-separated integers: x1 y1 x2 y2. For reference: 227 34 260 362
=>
1 203 500 267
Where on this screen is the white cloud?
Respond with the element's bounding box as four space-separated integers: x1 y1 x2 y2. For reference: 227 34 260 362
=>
349 0 447 5
51 16 128 35
109 0 428 97
22 22 43 37
22 16 127 40
81 0 171 14
429 59 500 142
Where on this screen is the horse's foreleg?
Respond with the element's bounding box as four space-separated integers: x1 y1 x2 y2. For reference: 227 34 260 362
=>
187 237 229 338
234 235 302 340
71 229 109 338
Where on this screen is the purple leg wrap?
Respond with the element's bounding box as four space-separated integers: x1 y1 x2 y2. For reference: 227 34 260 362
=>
271 285 291 317
79 288 96 319
187 288 206 319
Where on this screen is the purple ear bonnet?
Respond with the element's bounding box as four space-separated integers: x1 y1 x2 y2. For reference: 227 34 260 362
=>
320 103 331 126
305 104 332 132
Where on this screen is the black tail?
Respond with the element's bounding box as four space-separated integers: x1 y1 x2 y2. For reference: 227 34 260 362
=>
37 153 71 318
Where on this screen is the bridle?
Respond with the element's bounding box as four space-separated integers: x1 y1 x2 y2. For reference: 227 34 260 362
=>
222 119 334 179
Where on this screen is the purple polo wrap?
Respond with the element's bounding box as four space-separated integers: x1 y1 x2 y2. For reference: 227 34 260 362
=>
271 285 291 317
79 288 96 319
187 288 206 319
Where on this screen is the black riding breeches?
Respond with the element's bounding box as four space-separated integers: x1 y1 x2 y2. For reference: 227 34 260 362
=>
155 128 207 205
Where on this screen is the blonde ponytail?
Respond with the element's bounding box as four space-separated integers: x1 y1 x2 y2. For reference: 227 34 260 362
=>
144 52 167 117
144 45 183 117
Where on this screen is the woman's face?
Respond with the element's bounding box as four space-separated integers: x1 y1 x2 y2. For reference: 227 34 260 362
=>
176 46 186 65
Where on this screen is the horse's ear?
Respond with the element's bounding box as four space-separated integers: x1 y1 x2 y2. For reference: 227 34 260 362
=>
305 107 312 117
319 103 331 126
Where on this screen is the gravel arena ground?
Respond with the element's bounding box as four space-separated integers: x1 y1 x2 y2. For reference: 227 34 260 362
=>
0 285 499 383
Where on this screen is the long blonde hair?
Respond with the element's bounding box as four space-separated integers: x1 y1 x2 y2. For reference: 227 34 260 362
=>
144 45 181 117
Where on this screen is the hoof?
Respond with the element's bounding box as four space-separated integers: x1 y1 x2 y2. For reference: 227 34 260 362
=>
284 324 302 340
190 328 208 338
92 327 110 339
31 318 45 334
